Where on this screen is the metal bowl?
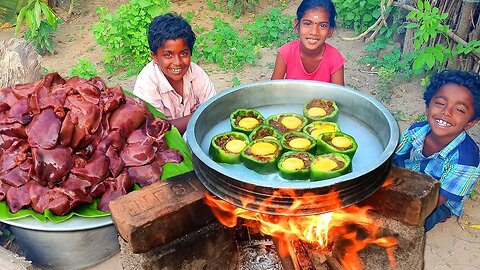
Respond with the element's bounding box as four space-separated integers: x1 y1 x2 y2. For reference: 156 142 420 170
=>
186 80 399 215
2 216 119 269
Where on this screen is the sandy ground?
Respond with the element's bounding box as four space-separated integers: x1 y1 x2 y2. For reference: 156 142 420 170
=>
1 0 480 269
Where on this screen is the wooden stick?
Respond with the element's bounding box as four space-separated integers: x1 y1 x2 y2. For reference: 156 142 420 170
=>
325 253 344 270
340 0 394 41
393 1 480 60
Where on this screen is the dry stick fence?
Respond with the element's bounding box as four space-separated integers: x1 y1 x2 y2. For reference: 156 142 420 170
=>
341 0 480 73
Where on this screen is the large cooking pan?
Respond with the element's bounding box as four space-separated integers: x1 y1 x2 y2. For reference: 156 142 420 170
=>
186 80 399 215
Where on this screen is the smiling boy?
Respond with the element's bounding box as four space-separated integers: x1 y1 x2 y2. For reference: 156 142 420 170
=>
133 13 216 134
394 70 480 232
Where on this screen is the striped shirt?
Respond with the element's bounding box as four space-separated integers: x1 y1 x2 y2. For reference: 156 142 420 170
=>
394 121 480 216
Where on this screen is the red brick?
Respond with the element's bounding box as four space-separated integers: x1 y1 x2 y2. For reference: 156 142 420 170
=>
109 171 215 253
358 166 440 226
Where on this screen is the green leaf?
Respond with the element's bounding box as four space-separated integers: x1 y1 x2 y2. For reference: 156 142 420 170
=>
25 9 36 31
417 0 424 11
425 54 435 69
15 8 27 35
40 2 56 28
33 1 41 29
424 1 431 12
405 23 419 29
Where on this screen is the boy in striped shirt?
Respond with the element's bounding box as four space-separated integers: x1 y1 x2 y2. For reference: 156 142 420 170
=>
394 70 480 232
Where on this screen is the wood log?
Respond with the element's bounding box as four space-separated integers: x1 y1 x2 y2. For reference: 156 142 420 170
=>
0 38 43 89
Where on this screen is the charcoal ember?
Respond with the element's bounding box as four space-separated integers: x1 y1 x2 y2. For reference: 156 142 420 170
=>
0 73 181 216
237 239 283 270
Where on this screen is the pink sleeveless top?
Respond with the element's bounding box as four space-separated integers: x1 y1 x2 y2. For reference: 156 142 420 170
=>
278 40 346 82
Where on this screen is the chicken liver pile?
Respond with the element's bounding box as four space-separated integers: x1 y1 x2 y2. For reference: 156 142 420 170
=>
0 73 184 215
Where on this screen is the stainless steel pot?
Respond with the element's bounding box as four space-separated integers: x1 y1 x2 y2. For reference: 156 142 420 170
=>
2 216 119 269
186 80 399 215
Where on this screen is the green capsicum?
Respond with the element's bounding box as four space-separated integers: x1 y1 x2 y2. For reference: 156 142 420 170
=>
302 121 341 139
230 109 265 135
277 151 314 180
281 131 316 154
310 153 352 181
249 125 282 141
241 138 282 174
316 132 358 159
266 113 308 134
303 99 339 122
209 131 250 164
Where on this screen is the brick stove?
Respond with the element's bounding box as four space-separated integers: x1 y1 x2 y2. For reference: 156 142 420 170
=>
109 167 439 270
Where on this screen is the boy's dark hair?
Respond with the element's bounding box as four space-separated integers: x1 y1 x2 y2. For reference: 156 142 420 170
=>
296 0 337 28
148 13 196 54
424 70 480 120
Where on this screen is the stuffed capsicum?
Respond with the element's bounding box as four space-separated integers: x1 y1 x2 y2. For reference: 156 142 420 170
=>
310 153 352 181
302 121 341 139
209 131 250 164
266 113 308 134
316 132 357 158
249 125 282 141
230 109 264 135
281 131 316 154
241 138 282 174
303 99 339 122
277 151 314 180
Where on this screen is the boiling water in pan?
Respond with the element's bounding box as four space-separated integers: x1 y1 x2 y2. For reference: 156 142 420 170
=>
199 103 384 185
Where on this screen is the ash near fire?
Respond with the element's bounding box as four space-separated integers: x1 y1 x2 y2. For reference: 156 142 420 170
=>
0 73 183 215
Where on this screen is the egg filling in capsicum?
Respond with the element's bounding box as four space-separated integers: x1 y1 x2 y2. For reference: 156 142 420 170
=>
241 138 282 174
316 132 357 158
303 99 338 122
303 121 341 139
281 131 316 154
266 113 308 134
278 151 314 180
249 125 282 141
230 109 264 135
310 153 352 181
209 132 250 164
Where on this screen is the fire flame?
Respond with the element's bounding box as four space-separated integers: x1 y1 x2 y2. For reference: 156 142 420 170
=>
205 181 398 270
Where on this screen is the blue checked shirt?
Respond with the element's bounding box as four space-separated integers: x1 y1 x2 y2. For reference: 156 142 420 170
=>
394 121 480 216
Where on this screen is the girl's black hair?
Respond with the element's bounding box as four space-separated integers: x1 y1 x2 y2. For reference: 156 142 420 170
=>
148 13 196 54
424 70 480 120
296 0 337 28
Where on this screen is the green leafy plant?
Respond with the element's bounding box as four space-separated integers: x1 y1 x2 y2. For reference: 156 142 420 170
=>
333 0 381 34
405 0 450 73
92 0 172 74
196 17 260 70
232 76 241 87
225 0 259 17
69 58 98 79
243 8 297 48
15 0 60 54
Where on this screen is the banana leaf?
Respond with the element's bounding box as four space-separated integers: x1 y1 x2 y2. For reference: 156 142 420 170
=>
0 90 193 223
0 0 27 25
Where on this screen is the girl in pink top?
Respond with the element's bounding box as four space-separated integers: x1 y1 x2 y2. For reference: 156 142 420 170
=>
271 0 346 85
